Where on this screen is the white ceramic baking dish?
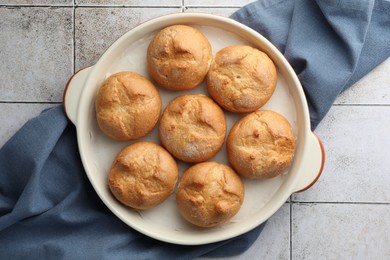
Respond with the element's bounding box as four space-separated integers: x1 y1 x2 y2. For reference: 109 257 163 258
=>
63 13 325 245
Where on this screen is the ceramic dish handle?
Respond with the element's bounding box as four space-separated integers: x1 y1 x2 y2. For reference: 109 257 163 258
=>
63 66 93 125
294 132 325 192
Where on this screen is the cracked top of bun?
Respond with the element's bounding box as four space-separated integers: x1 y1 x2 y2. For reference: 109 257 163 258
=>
108 141 178 210
159 94 226 163
147 25 212 91
227 110 295 179
207 45 277 113
95 71 161 141
176 161 244 227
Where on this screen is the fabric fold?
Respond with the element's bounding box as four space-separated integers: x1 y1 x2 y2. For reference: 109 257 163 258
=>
231 0 390 128
0 106 263 259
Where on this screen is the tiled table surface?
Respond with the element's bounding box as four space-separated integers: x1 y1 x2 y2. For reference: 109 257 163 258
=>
1 1 389 259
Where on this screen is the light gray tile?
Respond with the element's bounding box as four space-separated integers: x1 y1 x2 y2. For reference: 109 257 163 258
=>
236 203 290 260
185 0 254 7
292 203 390 260
75 7 181 70
0 0 72 5
0 103 57 148
335 57 390 105
199 203 290 260
184 7 239 17
293 106 390 203
76 0 180 6
0 7 73 102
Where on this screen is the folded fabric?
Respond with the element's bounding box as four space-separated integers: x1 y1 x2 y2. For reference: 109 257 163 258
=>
231 0 390 129
0 106 264 259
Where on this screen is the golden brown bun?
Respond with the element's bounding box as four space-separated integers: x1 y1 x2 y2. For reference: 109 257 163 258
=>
207 45 277 113
95 71 162 141
159 94 226 163
147 25 212 91
227 110 295 179
108 141 178 210
176 162 244 227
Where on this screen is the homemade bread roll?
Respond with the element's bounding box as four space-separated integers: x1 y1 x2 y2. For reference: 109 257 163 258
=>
207 45 277 113
176 162 244 227
147 25 212 91
159 94 226 163
95 71 161 141
108 141 178 210
227 110 295 179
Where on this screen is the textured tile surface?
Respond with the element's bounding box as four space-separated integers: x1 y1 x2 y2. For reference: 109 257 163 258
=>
293 106 390 203
237 203 290 260
0 7 73 102
184 7 239 16
0 0 72 5
335 57 390 105
185 0 255 6
76 0 181 6
200 203 290 260
75 7 181 70
292 203 390 260
0 103 56 148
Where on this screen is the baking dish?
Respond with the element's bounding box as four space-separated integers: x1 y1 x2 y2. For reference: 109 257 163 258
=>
63 13 325 245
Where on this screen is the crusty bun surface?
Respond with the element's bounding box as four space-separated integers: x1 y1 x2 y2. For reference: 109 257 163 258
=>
227 110 295 179
207 45 277 113
147 25 212 91
159 94 226 163
95 71 161 141
176 162 244 227
108 141 178 210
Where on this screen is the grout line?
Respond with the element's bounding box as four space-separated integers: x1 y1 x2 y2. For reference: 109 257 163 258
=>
0 5 73 8
290 201 390 205
0 4 240 8
290 197 293 260
333 103 390 106
0 5 182 8
0 101 62 104
81 5 181 8
73 4 76 74
184 5 242 8
48 5 182 8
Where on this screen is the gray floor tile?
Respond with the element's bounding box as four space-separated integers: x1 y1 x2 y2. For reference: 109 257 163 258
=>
237 203 290 260
292 203 390 260
185 0 255 7
335 57 390 105
74 7 181 70
76 0 181 6
0 103 57 148
184 7 239 16
0 7 73 102
0 0 72 5
293 105 390 203
200 203 290 260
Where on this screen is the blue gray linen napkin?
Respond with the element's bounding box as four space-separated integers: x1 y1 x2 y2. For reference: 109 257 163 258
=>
232 0 390 129
0 106 264 259
1 1 389 259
